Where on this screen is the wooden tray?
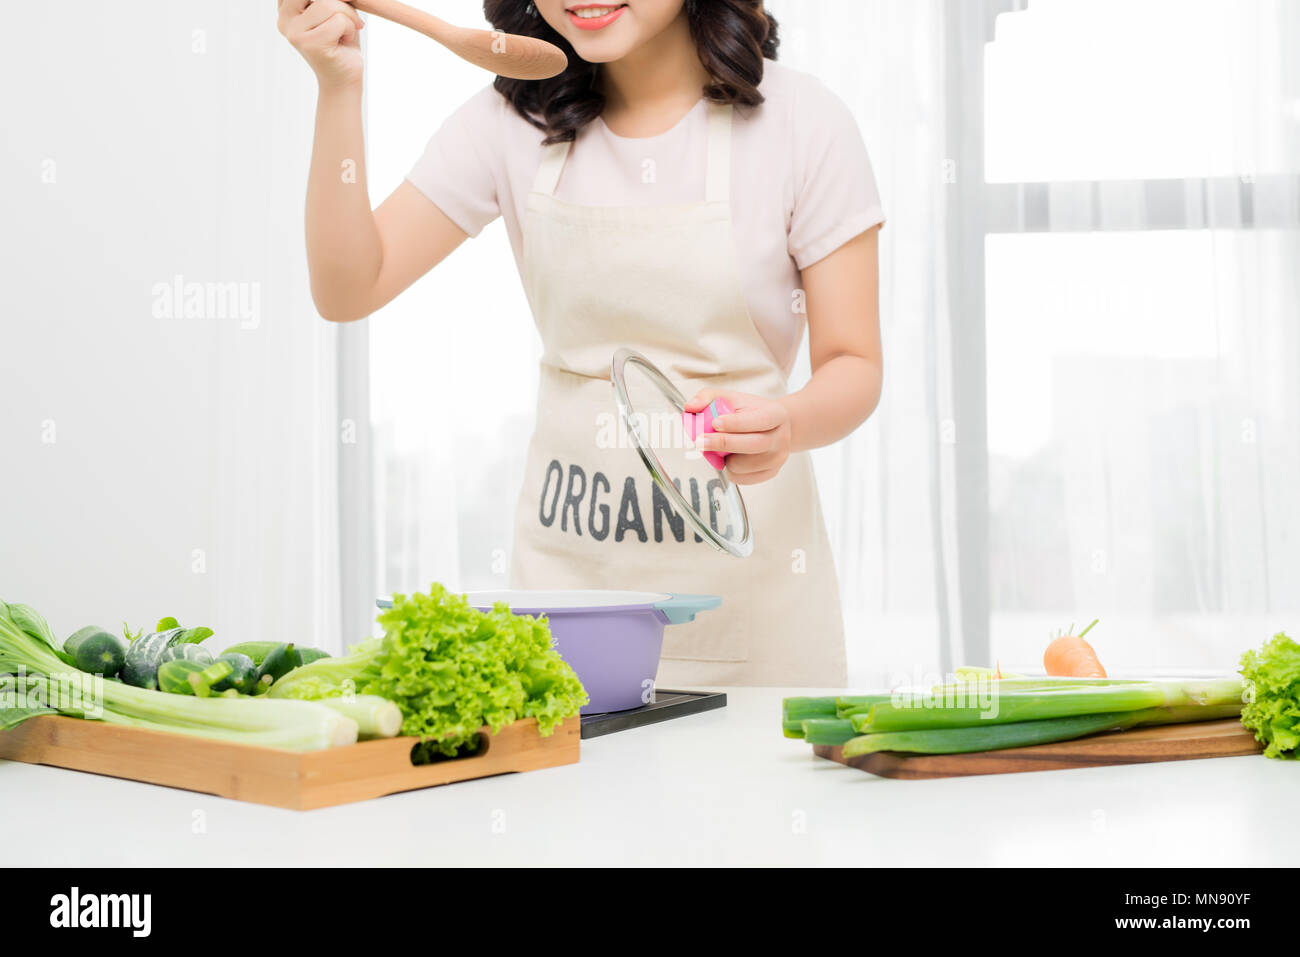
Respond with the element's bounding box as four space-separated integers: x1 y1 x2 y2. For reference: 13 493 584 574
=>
813 718 1263 779
0 714 580 809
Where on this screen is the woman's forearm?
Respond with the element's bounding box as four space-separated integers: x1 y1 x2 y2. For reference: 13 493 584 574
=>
305 84 382 321
781 353 883 453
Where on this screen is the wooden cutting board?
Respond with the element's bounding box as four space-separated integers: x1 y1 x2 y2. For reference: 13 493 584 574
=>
813 719 1263 779
0 714 580 810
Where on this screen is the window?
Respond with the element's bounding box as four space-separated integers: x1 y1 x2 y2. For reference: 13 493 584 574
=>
977 0 1300 670
985 0 1299 182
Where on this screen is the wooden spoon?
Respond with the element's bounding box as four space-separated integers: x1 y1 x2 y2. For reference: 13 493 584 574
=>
349 0 568 80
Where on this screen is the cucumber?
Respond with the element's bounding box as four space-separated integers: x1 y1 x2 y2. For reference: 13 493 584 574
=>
160 644 214 666
158 659 231 697
218 641 280 666
213 652 258 694
157 659 205 695
121 627 185 689
296 647 330 666
255 643 298 690
64 626 101 650
64 627 127 678
191 660 231 698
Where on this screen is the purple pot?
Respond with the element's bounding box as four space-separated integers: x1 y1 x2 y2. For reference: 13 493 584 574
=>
378 590 721 714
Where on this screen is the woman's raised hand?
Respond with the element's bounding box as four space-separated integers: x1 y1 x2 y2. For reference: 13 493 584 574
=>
278 0 366 90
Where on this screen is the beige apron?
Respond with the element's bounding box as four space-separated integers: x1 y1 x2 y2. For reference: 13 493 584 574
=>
511 102 846 688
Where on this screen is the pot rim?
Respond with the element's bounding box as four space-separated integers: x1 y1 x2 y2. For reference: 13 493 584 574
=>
464 589 671 614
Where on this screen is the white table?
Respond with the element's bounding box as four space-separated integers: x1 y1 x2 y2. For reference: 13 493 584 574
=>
3 687 1290 866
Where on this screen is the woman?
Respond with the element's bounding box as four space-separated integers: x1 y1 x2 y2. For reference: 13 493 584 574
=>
278 0 883 687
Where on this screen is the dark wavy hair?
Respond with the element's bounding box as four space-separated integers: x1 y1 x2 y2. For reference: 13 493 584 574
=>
484 0 779 144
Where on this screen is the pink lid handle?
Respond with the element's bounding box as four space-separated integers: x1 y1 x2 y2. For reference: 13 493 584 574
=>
682 397 735 471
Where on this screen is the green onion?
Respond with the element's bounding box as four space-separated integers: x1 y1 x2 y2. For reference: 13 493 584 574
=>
842 703 1244 758
856 677 1244 733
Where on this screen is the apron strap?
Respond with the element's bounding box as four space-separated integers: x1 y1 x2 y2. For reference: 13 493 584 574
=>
532 141 572 197
704 102 733 204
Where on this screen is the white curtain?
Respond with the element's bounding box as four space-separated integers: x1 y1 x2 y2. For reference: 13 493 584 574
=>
773 0 965 686
366 0 1300 683
366 1 542 603
980 0 1300 674
1 2 348 651
773 0 1300 682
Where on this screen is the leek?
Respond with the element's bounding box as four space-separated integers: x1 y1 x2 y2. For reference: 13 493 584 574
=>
800 718 857 747
842 704 1244 758
937 676 1151 693
953 665 1025 681
856 677 1244 733
781 696 838 737
833 693 894 718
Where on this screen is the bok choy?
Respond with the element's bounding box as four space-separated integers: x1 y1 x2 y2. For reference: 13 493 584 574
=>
1 600 357 751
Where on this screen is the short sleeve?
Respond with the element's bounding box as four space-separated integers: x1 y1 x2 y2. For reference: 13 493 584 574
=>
787 76 885 271
404 86 503 238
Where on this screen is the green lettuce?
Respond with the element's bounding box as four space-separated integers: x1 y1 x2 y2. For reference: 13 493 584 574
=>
269 584 588 756
1240 632 1300 759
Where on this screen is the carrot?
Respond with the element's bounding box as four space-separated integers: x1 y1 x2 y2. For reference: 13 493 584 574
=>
1043 619 1107 677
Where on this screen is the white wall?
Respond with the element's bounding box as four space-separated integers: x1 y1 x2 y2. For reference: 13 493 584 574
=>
0 2 344 649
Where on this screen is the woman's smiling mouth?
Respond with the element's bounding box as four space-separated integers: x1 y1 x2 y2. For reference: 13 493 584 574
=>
566 4 629 31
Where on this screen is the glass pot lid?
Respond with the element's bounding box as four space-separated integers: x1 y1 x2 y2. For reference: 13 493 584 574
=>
610 348 753 559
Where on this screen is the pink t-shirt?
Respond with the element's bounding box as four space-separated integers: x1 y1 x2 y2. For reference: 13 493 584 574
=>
405 60 884 377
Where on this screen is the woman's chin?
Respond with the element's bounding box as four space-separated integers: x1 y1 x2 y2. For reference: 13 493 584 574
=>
566 36 639 64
